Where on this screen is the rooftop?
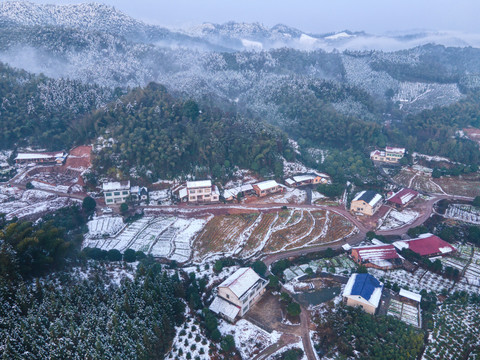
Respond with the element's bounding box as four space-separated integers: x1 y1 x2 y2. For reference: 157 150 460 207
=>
209 296 240 320
343 273 383 308
187 180 211 188
386 146 406 154
387 188 418 206
254 180 279 191
352 244 400 262
399 288 422 303
15 152 65 160
393 234 456 257
102 181 130 191
353 190 383 207
218 267 263 299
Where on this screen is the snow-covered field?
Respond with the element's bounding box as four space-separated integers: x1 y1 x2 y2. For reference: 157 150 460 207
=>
387 299 420 327
218 319 282 359
83 216 208 262
0 188 79 220
444 204 480 224
30 180 70 193
87 216 124 238
378 209 419 230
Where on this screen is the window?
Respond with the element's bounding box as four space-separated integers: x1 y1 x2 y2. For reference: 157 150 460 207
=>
243 305 249 313
122 191 128 195
114 191 120 196
190 196 196 200
106 199 113 203
105 192 112 197
226 294 230 299
197 189 203 193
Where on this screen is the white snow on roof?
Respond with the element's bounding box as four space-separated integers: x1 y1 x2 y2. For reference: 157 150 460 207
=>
255 180 279 191
130 186 140 193
369 194 383 207
292 174 316 182
342 273 356 298
369 259 393 268
399 289 422 303
342 244 352 251
102 181 130 191
209 296 240 320
285 178 295 186
386 147 406 154
219 267 261 298
393 241 409 250
439 246 453 254
371 238 385 245
179 188 188 199
187 180 211 188
369 287 383 308
353 190 365 202
15 152 64 160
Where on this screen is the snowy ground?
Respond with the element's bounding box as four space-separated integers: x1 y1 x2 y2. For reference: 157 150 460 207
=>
83 215 209 262
282 159 320 178
265 337 306 360
256 187 307 204
30 180 70 193
218 319 282 359
0 188 79 220
167 309 214 360
378 209 419 230
87 216 124 238
444 204 480 224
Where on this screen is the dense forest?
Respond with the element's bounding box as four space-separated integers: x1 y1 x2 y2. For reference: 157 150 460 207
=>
0 206 186 359
90 83 292 180
0 62 116 149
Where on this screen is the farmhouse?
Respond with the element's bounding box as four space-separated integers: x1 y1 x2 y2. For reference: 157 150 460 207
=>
350 190 383 216
343 273 384 315
351 244 403 270
284 173 329 187
393 233 456 257
15 151 67 165
102 181 130 204
253 180 283 197
223 184 255 201
185 180 220 203
370 146 406 164
387 188 418 209
209 267 268 323
130 186 148 201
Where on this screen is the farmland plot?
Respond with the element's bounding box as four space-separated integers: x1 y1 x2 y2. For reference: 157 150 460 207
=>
193 209 356 261
84 216 208 262
423 300 480 360
193 213 260 260
387 300 420 327
444 204 480 224
378 209 419 230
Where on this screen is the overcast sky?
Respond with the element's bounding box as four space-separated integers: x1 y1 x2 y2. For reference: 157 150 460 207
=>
28 0 480 34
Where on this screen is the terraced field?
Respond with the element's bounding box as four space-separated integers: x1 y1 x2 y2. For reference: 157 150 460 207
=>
192 209 356 261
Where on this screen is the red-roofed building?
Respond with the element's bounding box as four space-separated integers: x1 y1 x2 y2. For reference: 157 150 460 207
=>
387 188 419 209
351 244 403 270
393 234 456 257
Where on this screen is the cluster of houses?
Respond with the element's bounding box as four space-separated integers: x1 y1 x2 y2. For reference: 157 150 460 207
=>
347 233 456 271
100 171 330 207
350 187 419 216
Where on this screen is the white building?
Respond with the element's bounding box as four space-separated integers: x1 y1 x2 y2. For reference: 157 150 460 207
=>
102 181 131 204
185 180 219 203
209 267 268 322
343 273 383 315
253 180 282 197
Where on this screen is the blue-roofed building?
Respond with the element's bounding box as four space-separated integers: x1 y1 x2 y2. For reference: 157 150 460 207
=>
343 273 384 314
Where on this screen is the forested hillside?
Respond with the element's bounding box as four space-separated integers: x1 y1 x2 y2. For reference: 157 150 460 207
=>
0 62 115 149
90 83 292 180
0 207 185 359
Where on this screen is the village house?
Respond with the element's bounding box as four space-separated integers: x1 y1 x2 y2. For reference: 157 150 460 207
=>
393 233 456 257
386 188 418 209
253 180 283 197
223 184 255 202
102 181 130 204
15 151 67 165
351 244 403 270
183 180 219 203
350 190 383 216
343 273 384 315
130 186 148 201
209 267 268 323
284 173 329 187
370 146 406 164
